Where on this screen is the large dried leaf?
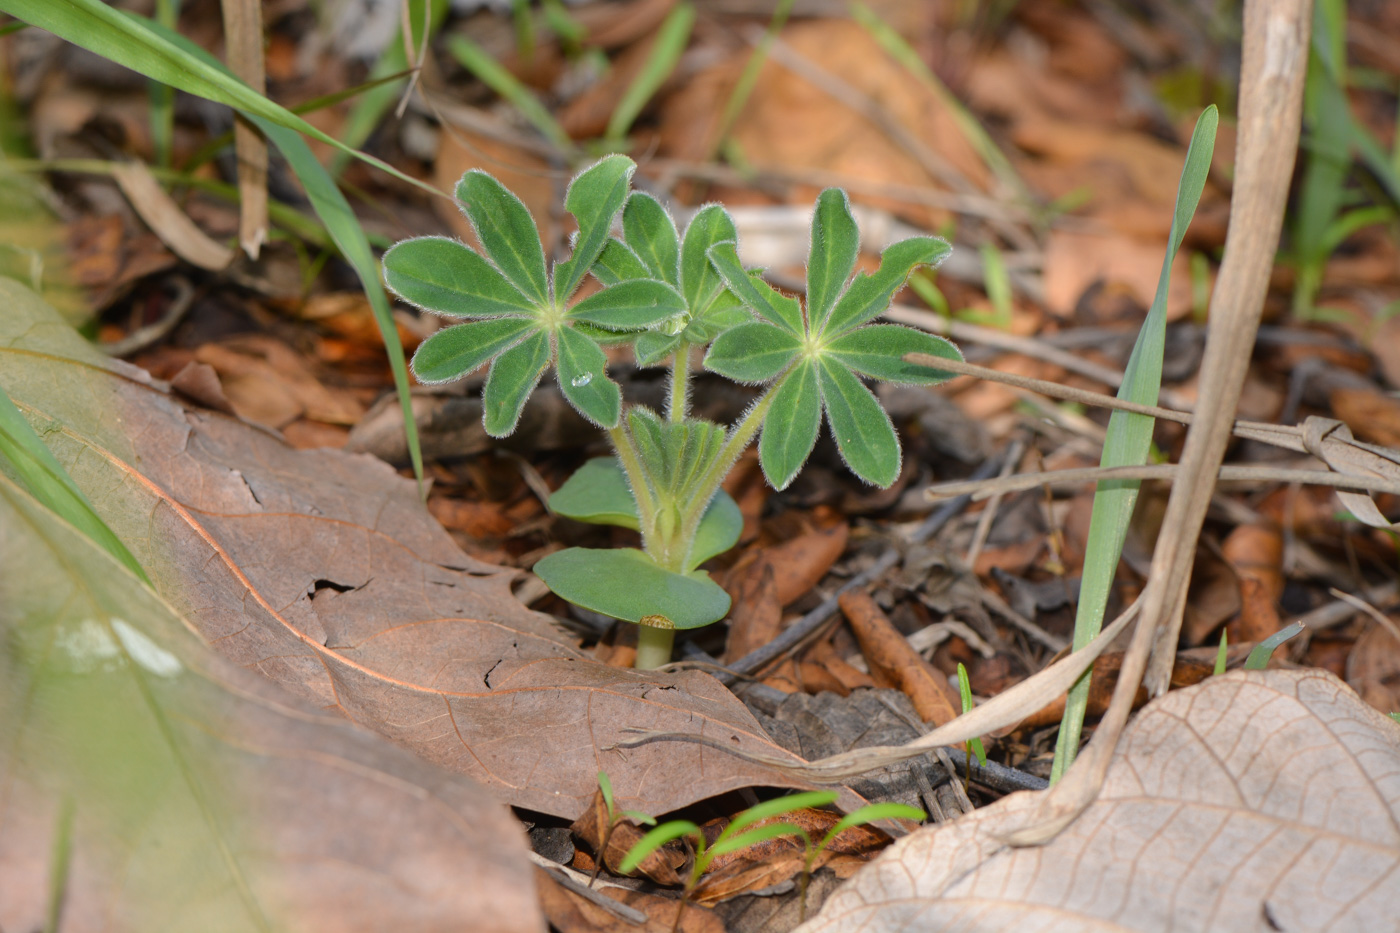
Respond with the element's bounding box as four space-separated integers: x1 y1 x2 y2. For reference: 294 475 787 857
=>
800 670 1400 933
0 279 818 819
0 472 542 932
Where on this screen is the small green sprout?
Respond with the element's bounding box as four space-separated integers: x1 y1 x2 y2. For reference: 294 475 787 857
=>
957 663 987 785
590 771 655 887
788 800 926 922
1214 629 1228 676
386 158 960 668
1243 621 1305 670
620 791 834 931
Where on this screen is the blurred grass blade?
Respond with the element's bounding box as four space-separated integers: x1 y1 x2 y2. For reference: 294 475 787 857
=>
255 117 425 492
851 1 1026 199
148 0 179 167
447 35 573 152
0 0 443 200
1050 106 1218 783
604 2 695 145
1214 630 1228 676
60 11 429 492
710 0 793 159
0 386 150 585
333 0 449 175
1243 622 1305 670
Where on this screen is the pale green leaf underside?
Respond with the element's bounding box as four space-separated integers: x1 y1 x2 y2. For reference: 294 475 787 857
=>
383 237 535 318
759 362 821 491
533 547 731 629
456 170 549 304
555 155 636 301
482 329 549 437
411 317 535 384
819 359 900 487
806 189 860 332
548 457 742 569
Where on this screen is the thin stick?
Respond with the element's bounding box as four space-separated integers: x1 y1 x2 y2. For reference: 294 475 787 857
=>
965 438 1025 569
720 453 1005 681
926 462 1400 500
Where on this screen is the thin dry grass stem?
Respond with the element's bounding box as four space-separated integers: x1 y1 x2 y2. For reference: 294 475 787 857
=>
1328 588 1400 646
927 462 1400 500
886 304 1144 394
965 437 1025 569
994 0 1314 848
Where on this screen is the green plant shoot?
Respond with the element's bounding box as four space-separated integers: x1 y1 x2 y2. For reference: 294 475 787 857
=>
590 771 654 887
957 663 987 768
790 799 924 922
1243 622 1305 670
1214 629 1229 676
385 160 960 668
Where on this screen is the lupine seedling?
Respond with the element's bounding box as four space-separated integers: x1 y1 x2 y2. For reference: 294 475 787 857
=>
589 771 656 887
384 156 961 668
618 791 836 932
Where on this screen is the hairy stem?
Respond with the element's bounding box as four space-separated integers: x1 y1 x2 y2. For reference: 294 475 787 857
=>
608 423 657 536
635 623 675 670
667 343 690 423
676 381 780 551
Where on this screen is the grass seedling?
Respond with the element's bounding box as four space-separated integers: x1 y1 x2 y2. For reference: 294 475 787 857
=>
787 800 925 922
590 771 655 887
1050 105 1218 783
1243 622 1305 670
1214 630 1228 676
385 158 961 667
956 663 987 795
619 791 837 932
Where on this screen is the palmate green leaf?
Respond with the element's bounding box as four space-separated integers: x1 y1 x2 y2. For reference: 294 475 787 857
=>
826 324 961 384
681 204 739 311
806 189 859 331
759 361 821 491
556 325 621 428
383 236 535 318
568 279 686 330
622 192 681 287
708 241 804 335
818 359 900 487
482 330 550 437
411 317 535 384
532 547 731 629
821 236 949 337
704 321 802 383
549 458 640 529
593 238 651 287
456 170 549 304
555 155 636 300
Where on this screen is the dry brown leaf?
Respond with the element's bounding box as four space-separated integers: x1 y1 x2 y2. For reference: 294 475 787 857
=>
840 592 959 726
723 555 782 663
0 280 835 823
800 671 1400 932
0 457 542 932
1222 522 1285 645
111 162 235 270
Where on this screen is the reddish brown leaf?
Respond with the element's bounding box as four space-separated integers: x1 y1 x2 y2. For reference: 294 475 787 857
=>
839 592 959 726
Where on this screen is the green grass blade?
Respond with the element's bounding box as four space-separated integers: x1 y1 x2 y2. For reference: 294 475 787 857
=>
0 386 150 585
597 771 616 815
253 118 426 492
815 802 924 860
709 0 794 157
719 791 839 841
1050 106 1218 783
707 821 804 861
1243 622 1305 670
1214 629 1228 676
446 35 573 152
618 820 701 874
0 0 441 200
331 0 450 174
603 2 695 144
147 0 179 167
